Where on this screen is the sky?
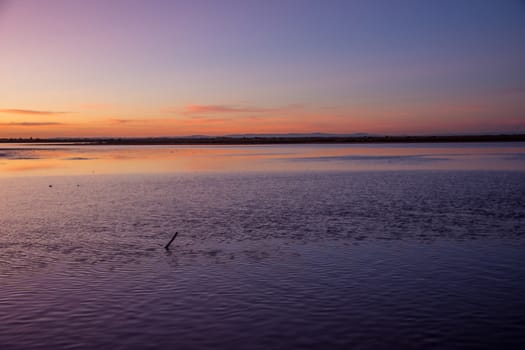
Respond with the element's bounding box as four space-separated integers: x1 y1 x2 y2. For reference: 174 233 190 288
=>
0 0 524 138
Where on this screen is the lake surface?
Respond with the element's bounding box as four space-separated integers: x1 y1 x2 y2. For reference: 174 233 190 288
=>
1 143 525 349
1 142 525 176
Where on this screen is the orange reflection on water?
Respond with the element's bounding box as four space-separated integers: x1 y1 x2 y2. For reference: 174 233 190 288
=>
0 143 524 177
4 162 62 173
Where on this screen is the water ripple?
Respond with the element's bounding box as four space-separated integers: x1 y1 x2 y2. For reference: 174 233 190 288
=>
0 171 524 349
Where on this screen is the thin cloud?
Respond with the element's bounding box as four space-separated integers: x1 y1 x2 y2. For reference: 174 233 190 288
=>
0 122 65 126
185 105 271 114
179 104 303 115
186 116 233 123
0 109 69 116
109 118 146 124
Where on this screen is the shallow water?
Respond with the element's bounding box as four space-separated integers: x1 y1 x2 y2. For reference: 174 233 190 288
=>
1 142 525 176
1 144 525 349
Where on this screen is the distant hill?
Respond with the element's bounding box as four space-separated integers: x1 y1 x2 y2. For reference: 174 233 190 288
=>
224 132 372 138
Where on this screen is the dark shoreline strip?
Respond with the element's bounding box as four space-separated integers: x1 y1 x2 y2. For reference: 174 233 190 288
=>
1 134 524 146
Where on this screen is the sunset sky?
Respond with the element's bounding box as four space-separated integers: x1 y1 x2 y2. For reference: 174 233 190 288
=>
0 0 524 138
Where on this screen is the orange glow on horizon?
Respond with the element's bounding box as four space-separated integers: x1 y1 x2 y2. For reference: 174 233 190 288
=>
1 100 524 138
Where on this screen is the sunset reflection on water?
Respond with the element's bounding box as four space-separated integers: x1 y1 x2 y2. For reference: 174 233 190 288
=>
1 142 524 177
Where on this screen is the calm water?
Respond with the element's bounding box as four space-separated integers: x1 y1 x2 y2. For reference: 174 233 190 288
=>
1 143 525 349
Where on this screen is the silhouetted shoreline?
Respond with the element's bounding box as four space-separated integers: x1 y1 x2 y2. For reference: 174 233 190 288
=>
1 134 524 145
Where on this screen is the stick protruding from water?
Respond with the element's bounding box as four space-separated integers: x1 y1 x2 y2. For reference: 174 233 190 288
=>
165 232 178 250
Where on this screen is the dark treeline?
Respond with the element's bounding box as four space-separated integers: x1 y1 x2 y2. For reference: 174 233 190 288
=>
1 134 524 145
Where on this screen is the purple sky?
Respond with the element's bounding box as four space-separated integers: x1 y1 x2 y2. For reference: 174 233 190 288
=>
0 0 524 137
